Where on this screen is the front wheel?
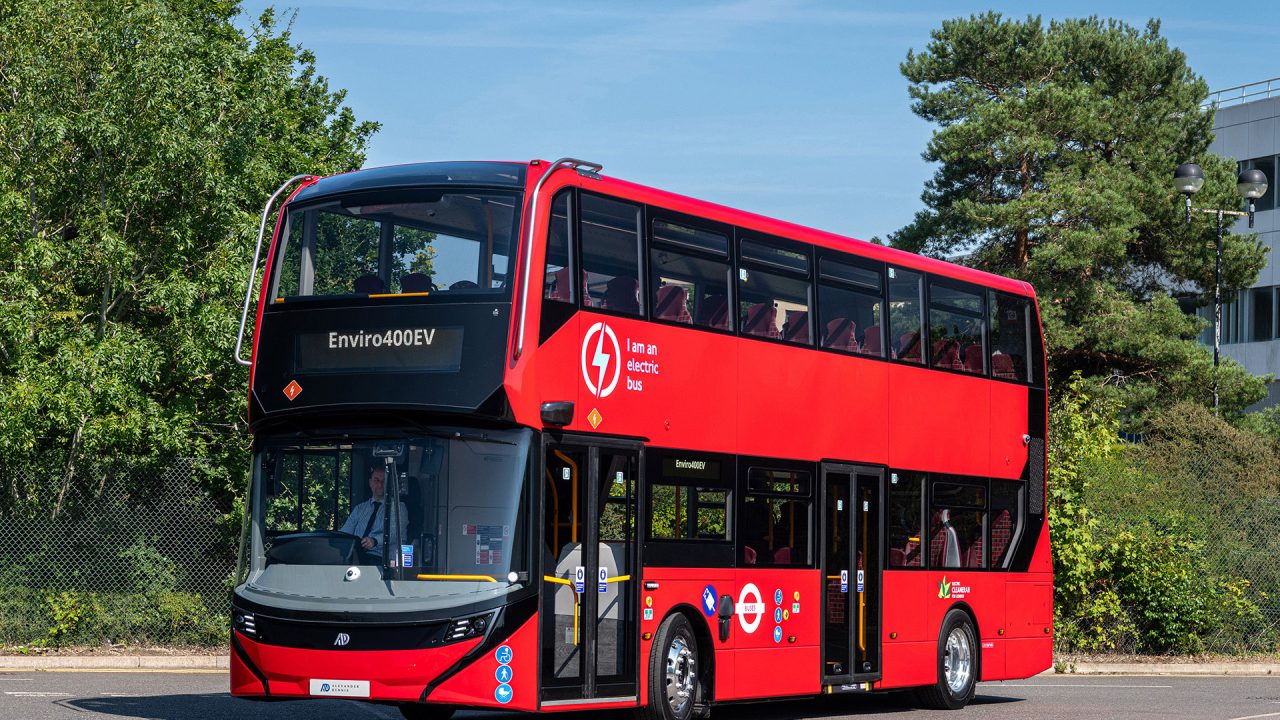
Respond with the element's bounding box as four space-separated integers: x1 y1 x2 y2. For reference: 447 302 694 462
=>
638 613 702 720
915 608 978 710
398 702 454 720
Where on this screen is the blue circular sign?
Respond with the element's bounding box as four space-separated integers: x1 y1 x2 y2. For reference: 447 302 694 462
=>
320 683 331 692
701 585 718 617
773 626 783 643
774 589 783 606
495 683 513 704
495 645 513 665
774 608 783 623
495 664 513 684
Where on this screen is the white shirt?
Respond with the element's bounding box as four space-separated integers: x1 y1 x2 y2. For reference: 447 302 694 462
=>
339 497 406 555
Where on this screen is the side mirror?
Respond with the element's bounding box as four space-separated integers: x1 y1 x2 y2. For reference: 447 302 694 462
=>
717 595 734 620
717 595 734 643
541 401 574 426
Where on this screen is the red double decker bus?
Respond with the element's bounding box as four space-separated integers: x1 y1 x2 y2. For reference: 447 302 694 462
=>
230 159 1051 719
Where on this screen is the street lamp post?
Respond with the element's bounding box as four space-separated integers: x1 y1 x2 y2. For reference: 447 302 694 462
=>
1174 162 1269 411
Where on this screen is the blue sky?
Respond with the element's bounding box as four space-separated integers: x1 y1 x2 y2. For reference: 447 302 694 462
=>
237 1 1280 242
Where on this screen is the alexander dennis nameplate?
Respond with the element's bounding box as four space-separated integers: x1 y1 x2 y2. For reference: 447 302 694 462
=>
309 679 370 697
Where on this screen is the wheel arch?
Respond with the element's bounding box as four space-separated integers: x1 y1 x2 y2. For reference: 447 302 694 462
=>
663 603 717 703
945 601 982 681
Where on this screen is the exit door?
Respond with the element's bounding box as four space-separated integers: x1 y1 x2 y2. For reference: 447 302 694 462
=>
821 464 882 684
540 437 639 703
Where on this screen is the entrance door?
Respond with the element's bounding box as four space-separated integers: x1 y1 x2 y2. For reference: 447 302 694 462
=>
540 437 640 703
821 464 882 684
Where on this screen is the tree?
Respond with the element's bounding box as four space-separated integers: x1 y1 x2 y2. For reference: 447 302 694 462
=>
0 0 379 516
891 13 1267 417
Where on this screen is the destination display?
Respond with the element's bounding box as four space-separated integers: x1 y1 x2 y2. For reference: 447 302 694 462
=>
294 326 464 372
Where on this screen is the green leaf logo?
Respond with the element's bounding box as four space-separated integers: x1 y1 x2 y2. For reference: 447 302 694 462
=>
938 577 950 599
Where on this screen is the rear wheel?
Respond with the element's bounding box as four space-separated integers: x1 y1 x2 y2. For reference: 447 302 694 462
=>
915 609 978 710
638 613 702 720
398 702 455 720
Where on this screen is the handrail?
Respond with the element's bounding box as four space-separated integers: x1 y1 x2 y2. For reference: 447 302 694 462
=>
514 158 602 361
1203 76 1280 110
234 174 314 366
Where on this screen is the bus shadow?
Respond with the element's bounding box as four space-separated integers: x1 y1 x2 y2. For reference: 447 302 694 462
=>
64 691 1024 719
63 694 403 719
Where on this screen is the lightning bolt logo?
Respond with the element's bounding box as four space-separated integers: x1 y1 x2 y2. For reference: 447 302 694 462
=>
580 321 621 398
592 329 610 398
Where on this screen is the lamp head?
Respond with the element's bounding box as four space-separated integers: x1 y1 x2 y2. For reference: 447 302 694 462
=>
1174 163 1204 196
1238 168 1269 200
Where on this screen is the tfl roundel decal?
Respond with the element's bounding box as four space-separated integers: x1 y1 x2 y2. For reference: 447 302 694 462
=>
581 321 621 399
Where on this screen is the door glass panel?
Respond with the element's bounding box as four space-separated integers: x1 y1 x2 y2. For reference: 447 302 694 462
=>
542 446 587 685
823 471 852 678
595 449 637 685
855 472 881 674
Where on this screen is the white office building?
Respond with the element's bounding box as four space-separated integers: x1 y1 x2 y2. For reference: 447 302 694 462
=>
1204 78 1280 407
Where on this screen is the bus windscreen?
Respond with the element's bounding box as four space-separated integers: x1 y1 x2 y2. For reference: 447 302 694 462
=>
271 190 520 301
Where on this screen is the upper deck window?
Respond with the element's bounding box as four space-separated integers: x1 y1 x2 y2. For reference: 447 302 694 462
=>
271 189 520 302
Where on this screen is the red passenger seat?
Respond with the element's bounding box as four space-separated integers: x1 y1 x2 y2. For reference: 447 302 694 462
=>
744 303 780 339
992 353 1017 379
963 536 983 568
696 294 730 330
603 276 640 314
354 274 385 294
932 339 961 369
861 325 883 356
963 344 984 373
990 510 1013 567
655 285 692 323
899 331 922 361
782 310 809 344
823 318 857 352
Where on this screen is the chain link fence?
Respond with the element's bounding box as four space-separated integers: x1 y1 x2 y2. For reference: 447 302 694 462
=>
0 459 234 649
1055 446 1280 656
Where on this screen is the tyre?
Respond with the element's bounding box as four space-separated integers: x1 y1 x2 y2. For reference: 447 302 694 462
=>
397 702 455 720
915 608 978 710
637 613 702 720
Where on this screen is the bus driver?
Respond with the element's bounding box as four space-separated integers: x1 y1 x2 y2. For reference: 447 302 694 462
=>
340 466 405 557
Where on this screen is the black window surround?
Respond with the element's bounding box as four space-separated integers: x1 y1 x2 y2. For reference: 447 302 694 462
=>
883 470 1031 573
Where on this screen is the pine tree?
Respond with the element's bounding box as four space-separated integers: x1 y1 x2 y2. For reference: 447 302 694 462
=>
892 13 1267 417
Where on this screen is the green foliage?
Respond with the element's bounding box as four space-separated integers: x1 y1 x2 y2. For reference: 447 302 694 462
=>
0 0 378 516
1048 373 1119 614
893 13 1268 418
1051 384 1277 654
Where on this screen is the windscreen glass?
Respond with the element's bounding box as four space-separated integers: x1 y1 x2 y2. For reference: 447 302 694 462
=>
246 428 532 607
272 189 521 300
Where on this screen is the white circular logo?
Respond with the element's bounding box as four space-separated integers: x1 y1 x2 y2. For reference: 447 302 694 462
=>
581 321 621 398
737 583 764 634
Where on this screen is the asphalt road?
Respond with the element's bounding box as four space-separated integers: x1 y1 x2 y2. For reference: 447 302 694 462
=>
1 672 1278 720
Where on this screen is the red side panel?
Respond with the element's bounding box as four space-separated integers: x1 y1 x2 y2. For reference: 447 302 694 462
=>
430 614 539 711
989 382 1030 478
888 365 989 476
720 568 821 701
638 568 736 702
232 632 479 701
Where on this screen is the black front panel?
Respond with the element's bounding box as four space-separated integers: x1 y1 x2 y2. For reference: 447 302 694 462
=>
251 302 510 421
250 613 449 651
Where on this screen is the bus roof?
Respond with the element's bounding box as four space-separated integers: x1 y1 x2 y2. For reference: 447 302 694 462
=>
300 160 1034 298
